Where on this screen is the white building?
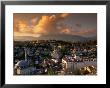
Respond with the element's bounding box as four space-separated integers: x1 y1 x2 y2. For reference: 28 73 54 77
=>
74 54 82 61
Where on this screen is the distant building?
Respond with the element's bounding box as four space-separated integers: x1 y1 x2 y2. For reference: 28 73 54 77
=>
51 49 62 59
74 54 82 61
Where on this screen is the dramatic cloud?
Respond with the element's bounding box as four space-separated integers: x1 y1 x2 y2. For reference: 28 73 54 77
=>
14 13 97 38
14 13 70 35
33 15 57 34
32 14 70 35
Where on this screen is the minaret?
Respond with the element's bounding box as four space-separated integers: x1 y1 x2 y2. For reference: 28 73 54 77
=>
24 47 27 61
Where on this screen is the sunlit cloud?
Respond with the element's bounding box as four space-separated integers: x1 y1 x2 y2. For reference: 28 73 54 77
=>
32 15 56 34
14 13 97 39
14 32 41 37
60 13 70 18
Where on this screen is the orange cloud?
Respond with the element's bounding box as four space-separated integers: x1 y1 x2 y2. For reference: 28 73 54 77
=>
32 15 60 34
14 13 96 38
18 21 27 32
14 13 70 36
60 13 70 18
14 32 41 37
14 20 32 33
32 14 70 34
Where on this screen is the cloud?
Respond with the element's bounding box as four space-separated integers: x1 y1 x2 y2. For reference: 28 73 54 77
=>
14 32 41 37
14 13 70 35
14 13 96 38
32 15 57 34
60 28 96 37
60 13 70 18
60 28 72 34
14 20 32 33
30 17 38 25
32 14 70 35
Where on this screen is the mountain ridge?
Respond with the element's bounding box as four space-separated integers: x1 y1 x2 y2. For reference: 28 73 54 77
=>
14 34 97 41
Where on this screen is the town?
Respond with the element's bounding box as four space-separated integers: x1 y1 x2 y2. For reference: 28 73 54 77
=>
14 40 97 75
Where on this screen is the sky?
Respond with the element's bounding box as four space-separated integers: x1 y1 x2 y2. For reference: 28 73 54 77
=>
14 13 97 40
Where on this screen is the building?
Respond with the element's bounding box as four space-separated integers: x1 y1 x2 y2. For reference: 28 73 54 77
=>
14 60 36 75
14 48 36 75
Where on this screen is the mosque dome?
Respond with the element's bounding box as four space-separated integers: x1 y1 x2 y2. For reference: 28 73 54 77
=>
15 60 29 67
